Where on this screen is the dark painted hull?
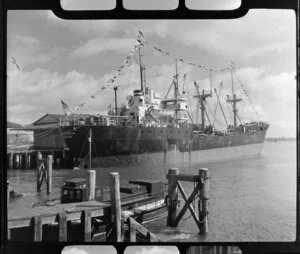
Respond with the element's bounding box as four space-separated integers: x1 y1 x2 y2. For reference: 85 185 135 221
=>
61 125 268 166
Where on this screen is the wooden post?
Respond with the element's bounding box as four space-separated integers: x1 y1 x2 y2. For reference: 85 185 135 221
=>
20 154 23 168
109 172 122 242
199 168 209 234
57 212 67 241
127 217 136 242
9 152 13 169
31 216 42 241
81 210 91 241
7 181 9 204
25 152 28 169
166 168 179 227
86 170 96 201
46 155 52 194
28 154 31 169
13 154 17 169
36 153 42 192
16 154 19 168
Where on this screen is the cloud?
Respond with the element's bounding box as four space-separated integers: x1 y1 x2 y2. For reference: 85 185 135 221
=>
47 11 118 37
45 9 295 65
62 247 88 254
61 0 115 10
7 10 296 137
186 0 241 10
71 37 135 58
7 34 64 70
205 67 297 136
7 68 101 124
125 246 179 254
62 246 116 254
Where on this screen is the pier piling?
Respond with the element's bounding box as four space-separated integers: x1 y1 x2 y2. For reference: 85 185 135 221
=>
109 172 122 242
166 167 210 234
46 155 53 194
7 181 9 204
36 154 52 194
31 216 43 241
167 168 179 227
199 168 209 234
81 210 92 241
86 170 96 201
57 212 67 241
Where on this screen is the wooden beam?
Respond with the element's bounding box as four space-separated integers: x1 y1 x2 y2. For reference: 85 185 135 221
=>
57 212 67 241
8 205 109 229
175 181 201 230
174 181 202 229
166 174 201 183
31 216 42 241
127 217 136 242
121 211 158 242
81 210 91 241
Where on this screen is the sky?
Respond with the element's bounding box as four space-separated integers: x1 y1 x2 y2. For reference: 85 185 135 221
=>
124 246 179 254
7 1 296 137
61 245 178 254
61 245 116 254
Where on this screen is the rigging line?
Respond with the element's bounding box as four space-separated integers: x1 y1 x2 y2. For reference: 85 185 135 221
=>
241 98 255 122
91 131 101 168
225 97 233 122
214 87 229 127
78 131 89 160
236 111 244 126
143 39 230 72
164 76 176 100
233 70 261 122
212 86 222 126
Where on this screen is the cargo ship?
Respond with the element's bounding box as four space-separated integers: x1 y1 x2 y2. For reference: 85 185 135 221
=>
59 46 269 167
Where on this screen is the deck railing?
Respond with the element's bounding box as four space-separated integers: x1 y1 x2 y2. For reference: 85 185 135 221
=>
59 115 133 127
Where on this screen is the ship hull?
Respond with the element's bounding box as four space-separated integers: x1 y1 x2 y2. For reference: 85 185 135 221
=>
61 125 268 167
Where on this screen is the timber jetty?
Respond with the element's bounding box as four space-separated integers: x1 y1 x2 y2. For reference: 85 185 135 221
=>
7 163 210 242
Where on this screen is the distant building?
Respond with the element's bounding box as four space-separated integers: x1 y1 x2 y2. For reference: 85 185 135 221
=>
14 113 74 168
7 122 34 153
28 113 67 151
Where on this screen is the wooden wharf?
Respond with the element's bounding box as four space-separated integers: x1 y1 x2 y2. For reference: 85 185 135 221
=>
7 167 209 242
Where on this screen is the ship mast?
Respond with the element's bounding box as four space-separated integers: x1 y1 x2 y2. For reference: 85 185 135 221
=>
174 59 180 98
114 86 118 116
88 129 92 170
138 47 144 93
226 64 242 128
194 81 212 131
174 59 180 125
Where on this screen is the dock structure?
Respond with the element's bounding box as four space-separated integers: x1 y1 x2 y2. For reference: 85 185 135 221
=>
8 200 110 241
7 168 210 241
7 171 161 242
36 154 53 194
166 168 209 234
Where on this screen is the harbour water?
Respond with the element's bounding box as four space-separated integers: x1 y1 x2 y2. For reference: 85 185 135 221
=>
7 141 296 242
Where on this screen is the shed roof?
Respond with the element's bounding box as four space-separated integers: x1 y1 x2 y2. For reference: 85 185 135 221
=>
32 113 65 126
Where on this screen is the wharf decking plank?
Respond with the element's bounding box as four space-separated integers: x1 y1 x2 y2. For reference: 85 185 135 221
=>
8 200 110 229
